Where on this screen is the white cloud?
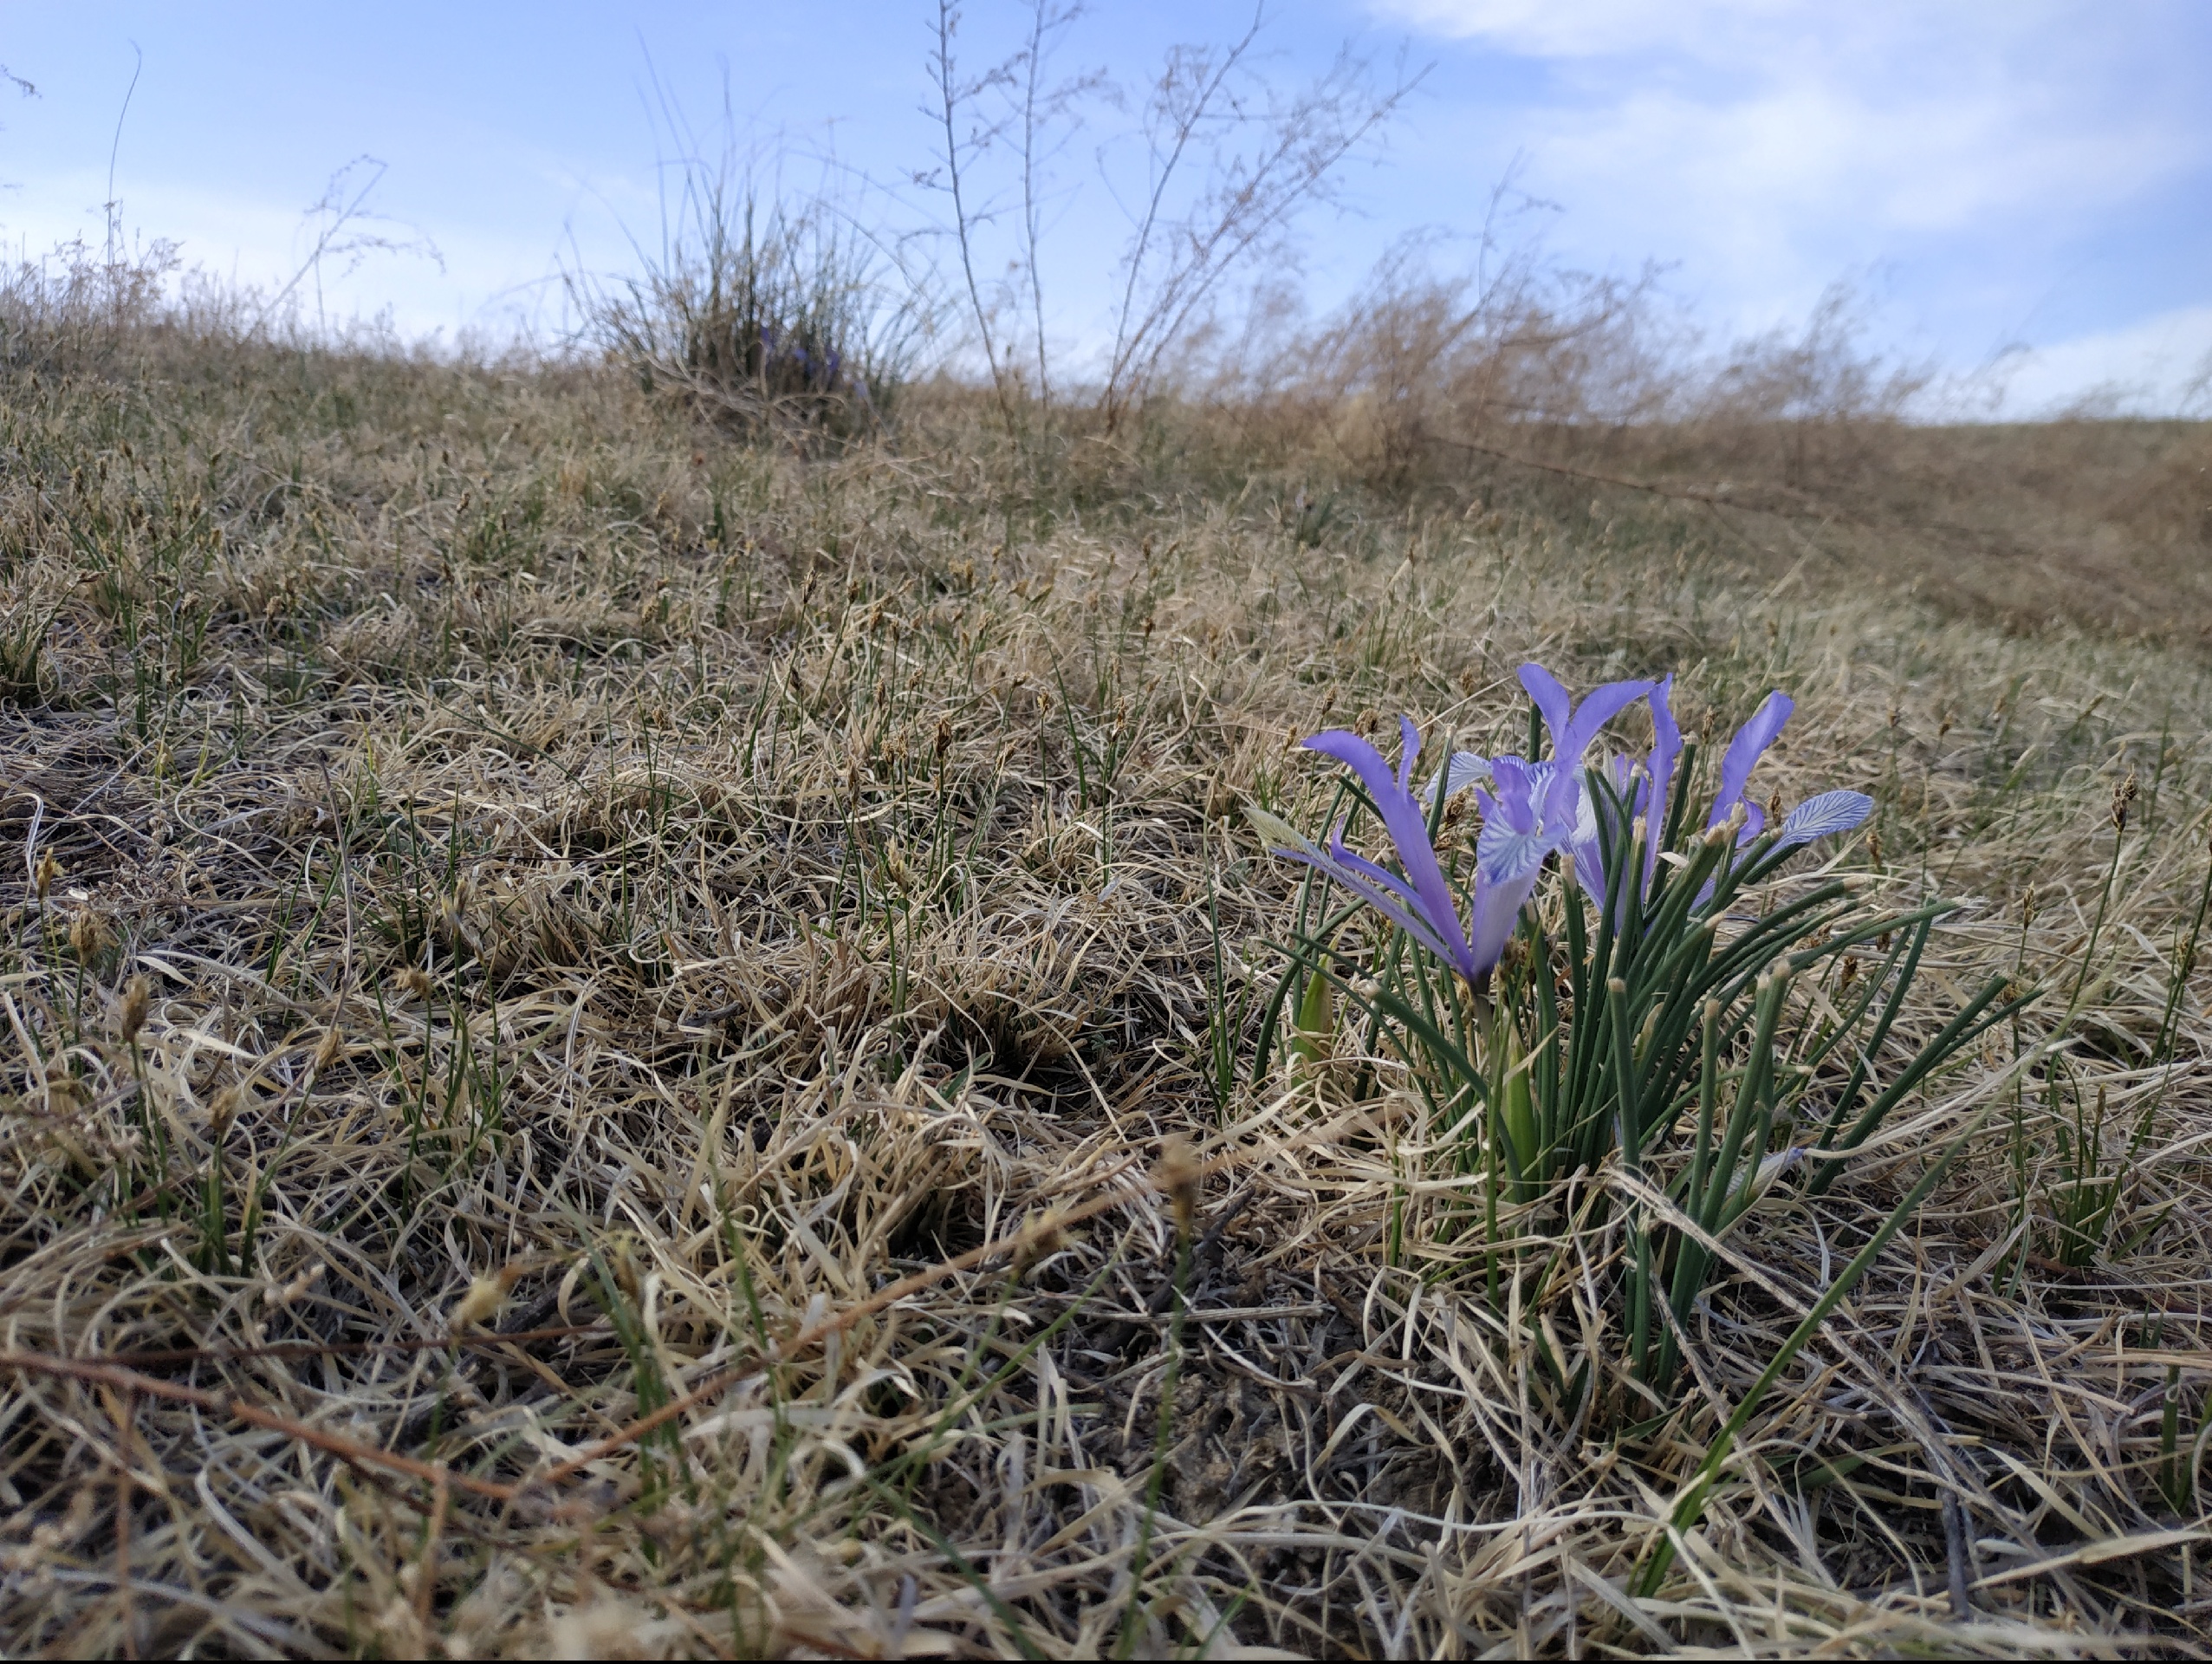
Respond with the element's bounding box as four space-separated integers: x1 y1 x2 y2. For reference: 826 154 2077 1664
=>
1986 303 2212 418
1377 0 1804 59
1372 0 2211 398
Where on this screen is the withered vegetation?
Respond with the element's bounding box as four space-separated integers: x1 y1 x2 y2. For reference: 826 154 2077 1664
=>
3 290 2212 1657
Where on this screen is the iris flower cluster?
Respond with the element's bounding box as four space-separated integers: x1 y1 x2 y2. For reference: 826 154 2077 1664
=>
1255 665 1873 987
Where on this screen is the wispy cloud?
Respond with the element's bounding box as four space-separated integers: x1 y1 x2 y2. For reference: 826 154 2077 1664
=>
1372 0 2212 391
1993 303 2212 418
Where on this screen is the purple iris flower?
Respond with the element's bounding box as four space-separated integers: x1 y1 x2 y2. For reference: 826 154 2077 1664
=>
1261 718 1482 981
1264 665 1876 983
1266 681 1641 984
1567 672 1680 903
1467 756 1590 972
1698 690 1876 852
1710 691 1794 837
1517 665 1656 826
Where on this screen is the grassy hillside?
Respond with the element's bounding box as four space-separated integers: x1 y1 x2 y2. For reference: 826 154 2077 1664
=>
3 335 2212 1657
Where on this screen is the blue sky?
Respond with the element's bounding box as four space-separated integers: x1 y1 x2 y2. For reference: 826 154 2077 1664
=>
3 1 2207 414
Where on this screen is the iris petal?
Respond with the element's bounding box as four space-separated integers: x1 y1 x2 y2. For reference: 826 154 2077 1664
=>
1424 752 1493 806
1709 691 1793 830
1301 728 1477 978
1776 790 1873 849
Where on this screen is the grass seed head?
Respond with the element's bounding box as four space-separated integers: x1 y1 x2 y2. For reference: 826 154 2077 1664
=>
66 911 104 965
208 1085 243 1140
116 973 151 1042
450 1264 523 1329
1156 1135 1201 1244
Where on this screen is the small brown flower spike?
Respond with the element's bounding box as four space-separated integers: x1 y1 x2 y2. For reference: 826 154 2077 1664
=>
1156 1135 1200 1245
117 974 152 1043
449 1264 524 1329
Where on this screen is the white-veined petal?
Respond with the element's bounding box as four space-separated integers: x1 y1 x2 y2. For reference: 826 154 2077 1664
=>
1424 752 1493 807
1477 820 1555 887
1776 790 1874 850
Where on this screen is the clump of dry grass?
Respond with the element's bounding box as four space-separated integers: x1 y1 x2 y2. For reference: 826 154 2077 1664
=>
2 322 2210 1658
1180 257 2212 646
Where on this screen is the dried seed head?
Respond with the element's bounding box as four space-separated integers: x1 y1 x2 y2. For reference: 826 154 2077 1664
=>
1155 1135 1201 1244
449 1264 522 1329
117 973 152 1043
312 1024 346 1074
33 849 57 903
1839 953 1860 991
209 1085 243 1140
266 1261 325 1310
68 912 104 964
1765 790 1783 829
1014 1208 1072 1277
2112 771 2139 831
1866 828 1884 869
394 966 434 1003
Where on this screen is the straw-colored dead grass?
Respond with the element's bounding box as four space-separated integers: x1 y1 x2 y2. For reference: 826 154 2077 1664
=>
3 350 2211 1657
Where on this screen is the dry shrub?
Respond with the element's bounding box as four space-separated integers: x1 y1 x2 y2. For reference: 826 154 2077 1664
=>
1179 250 2212 642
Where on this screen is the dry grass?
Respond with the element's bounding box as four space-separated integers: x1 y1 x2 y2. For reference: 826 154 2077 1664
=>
3 339 2212 1658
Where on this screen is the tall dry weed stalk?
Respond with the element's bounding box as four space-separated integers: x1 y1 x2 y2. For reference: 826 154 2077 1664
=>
924 0 1413 432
